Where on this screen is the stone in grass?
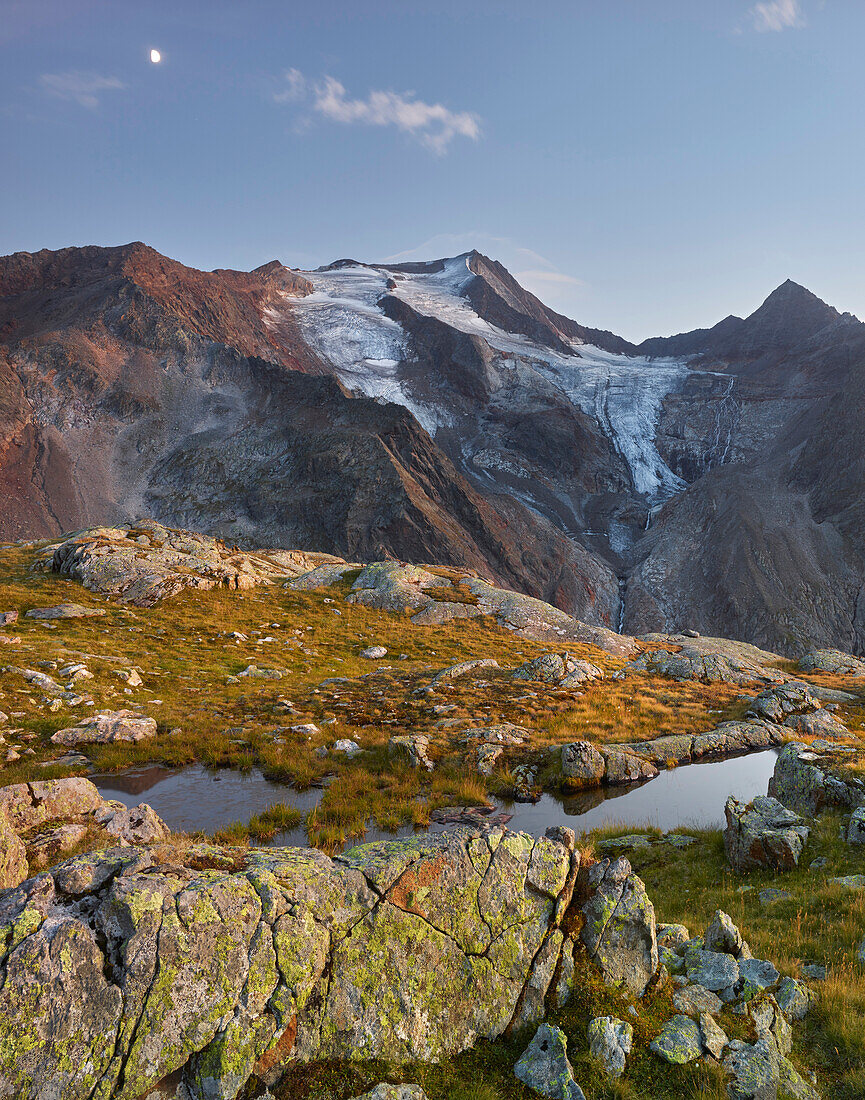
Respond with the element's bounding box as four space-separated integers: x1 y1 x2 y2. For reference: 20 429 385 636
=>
774 977 815 1020
724 1036 820 1100
800 962 827 981
514 1024 586 1100
587 1016 633 1078
845 806 865 844
333 739 361 756
360 646 387 659
758 888 791 907
649 1015 703 1064
829 875 865 890
349 1087 428 1100
25 603 105 620
700 1012 729 1060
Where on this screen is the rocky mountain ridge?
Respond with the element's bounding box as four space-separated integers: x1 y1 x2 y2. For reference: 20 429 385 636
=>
1 242 864 655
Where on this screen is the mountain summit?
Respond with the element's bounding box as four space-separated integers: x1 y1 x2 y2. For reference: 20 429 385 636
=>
1 241 864 656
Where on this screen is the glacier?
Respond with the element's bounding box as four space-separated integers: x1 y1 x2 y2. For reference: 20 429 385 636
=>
278 254 690 503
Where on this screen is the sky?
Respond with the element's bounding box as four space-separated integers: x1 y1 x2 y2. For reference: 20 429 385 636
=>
1 0 863 341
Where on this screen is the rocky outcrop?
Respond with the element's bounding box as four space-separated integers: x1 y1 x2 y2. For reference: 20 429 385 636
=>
623 636 787 686
44 522 337 607
50 708 158 747
512 653 604 686
768 742 864 816
0 828 614 1099
322 561 632 655
723 796 810 873
798 649 865 677
0 778 168 888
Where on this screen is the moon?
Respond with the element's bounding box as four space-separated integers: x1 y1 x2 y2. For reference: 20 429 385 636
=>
150 49 161 64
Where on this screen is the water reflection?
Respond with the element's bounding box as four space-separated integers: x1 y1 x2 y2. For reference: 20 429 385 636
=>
93 748 780 850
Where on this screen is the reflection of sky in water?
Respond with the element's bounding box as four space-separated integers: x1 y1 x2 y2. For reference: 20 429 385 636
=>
94 749 779 850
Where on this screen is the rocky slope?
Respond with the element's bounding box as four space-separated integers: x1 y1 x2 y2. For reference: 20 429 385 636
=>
2 243 865 654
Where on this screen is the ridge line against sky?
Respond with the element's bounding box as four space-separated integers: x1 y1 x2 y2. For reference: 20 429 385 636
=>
2 0 861 342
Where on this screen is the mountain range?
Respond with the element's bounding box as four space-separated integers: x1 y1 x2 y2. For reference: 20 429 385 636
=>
1 241 863 655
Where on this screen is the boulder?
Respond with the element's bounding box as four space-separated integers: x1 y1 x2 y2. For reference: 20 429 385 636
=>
360 646 388 659
799 648 865 677
602 750 659 785
685 950 740 996
388 735 434 771
514 1024 585 1100
649 1015 703 1064
768 743 861 816
783 709 851 739
0 611 17 626
587 1016 632 1078
51 710 157 747
774 977 814 1020
94 803 169 845
749 681 822 722
0 830 582 1098
673 984 723 1017
561 741 606 784
513 653 603 685
723 796 809 873
0 778 105 832
700 1013 729 1060
580 856 658 996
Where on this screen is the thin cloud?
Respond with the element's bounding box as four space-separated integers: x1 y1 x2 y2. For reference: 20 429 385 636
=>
40 70 125 108
274 69 481 154
749 0 805 32
515 269 586 288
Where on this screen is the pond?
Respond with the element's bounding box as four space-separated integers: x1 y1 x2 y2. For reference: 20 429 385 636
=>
93 748 780 850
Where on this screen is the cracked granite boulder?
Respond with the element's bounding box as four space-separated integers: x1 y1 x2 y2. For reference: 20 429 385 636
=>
580 856 658 996
723 796 810 873
0 828 594 1100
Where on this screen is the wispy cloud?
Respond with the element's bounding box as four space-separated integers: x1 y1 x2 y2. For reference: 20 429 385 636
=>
515 269 585 288
748 0 805 32
274 69 481 154
40 70 125 108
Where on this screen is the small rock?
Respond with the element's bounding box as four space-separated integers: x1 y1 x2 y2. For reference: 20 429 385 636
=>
650 1014 703 1064
686 950 740 994
800 962 827 981
829 875 865 890
95 802 168 844
290 723 320 737
705 909 748 957
360 646 387 659
389 735 434 771
0 611 18 626
673 984 723 1017
699 1012 728 1060
333 739 361 756
114 668 143 687
587 1016 632 1078
348 1087 428 1100
759 888 792 907
514 1024 585 1100
657 923 690 950
845 806 865 844
774 976 814 1019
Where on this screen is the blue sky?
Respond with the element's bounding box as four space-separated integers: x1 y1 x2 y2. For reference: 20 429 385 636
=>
1 0 862 340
